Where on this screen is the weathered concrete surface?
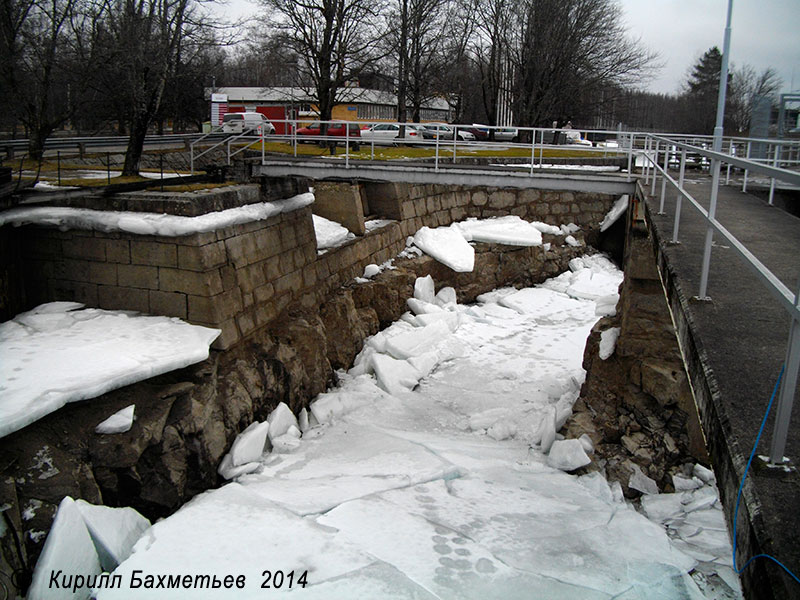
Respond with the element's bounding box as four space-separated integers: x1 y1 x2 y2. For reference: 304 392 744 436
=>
645 178 800 600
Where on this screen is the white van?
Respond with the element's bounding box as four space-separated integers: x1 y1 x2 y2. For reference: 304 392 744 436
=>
221 112 276 135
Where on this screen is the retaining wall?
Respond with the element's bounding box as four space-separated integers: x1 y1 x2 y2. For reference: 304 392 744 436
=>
13 180 617 349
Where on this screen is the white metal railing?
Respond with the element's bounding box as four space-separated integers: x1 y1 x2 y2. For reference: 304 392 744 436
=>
639 133 800 467
190 118 637 175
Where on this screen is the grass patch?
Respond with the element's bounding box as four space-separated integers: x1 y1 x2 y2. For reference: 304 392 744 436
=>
233 140 622 161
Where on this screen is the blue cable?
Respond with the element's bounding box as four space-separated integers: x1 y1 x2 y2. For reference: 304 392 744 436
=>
732 365 800 585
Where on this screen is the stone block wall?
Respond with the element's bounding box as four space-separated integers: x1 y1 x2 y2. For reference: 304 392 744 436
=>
14 180 618 351
20 207 317 351
362 182 615 243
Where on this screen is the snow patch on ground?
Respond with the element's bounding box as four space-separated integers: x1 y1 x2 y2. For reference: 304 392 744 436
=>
0 193 314 237
0 303 220 438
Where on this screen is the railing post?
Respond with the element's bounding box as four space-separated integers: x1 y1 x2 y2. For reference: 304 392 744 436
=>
452 126 457 164
769 143 779 205
530 128 536 176
671 149 687 243
435 132 440 172
293 119 298 157
345 125 350 169
742 141 751 193
659 145 668 214
643 136 650 181
725 140 733 185
626 133 634 182
651 140 660 196
697 156 723 300
769 279 800 465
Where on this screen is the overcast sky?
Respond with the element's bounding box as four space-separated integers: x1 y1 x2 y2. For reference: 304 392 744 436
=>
216 0 800 97
619 0 800 95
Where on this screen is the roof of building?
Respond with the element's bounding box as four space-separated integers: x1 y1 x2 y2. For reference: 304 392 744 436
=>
207 86 450 111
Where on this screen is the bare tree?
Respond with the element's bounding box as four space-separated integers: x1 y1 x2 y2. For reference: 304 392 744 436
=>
729 64 782 134
92 0 196 175
471 0 512 132
509 0 657 128
1 0 82 159
261 0 386 130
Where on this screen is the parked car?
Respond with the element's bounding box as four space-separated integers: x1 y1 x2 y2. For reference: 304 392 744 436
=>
492 127 519 142
420 123 475 141
221 112 275 135
459 126 489 141
296 121 361 141
359 122 423 145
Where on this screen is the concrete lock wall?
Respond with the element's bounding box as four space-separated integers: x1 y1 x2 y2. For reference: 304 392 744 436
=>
15 181 617 350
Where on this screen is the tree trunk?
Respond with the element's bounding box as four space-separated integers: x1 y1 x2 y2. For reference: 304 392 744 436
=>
122 116 149 176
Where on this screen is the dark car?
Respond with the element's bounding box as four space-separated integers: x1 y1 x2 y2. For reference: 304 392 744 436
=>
296 121 361 141
458 126 489 141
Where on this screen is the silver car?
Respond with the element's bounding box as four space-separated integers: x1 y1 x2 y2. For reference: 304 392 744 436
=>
421 123 475 141
359 123 424 145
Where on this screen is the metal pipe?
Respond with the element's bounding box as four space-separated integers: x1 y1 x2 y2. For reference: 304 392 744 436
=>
769 279 800 465
651 141 660 196
672 149 687 243
698 157 723 299
712 0 733 153
769 144 778 205
743 141 751 192
659 146 668 213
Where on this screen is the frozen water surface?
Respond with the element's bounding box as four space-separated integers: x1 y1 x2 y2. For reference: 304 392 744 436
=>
84 255 739 598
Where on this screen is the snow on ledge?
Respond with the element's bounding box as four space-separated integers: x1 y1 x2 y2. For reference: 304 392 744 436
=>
0 302 220 439
0 192 315 237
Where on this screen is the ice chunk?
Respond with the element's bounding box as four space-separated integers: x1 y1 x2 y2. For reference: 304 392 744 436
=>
217 454 260 480
363 263 381 278
599 327 621 360
267 402 298 441
371 354 421 396
692 464 716 484
555 405 572 430
564 235 581 247
28 497 102 600
407 351 440 380
75 500 150 572
600 195 629 232
547 439 591 471
537 407 557 453
578 472 615 504
0 306 220 439
413 275 435 304
95 404 135 434
594 293 619 317
487 420 518 441
457 216 543 246
230 421 270 466
673 475 703 491
415 311 459 332
641 493 687 523
313 214 355 249
384 320 451 360
413 225 474 272
406 297 444 316
298 408 310 433
469 407 510 431
579 434 594 455
434 286 457 307
629 463 659 495
271 432 302 453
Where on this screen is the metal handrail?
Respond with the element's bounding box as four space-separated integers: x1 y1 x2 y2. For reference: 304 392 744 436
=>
640 133 800 467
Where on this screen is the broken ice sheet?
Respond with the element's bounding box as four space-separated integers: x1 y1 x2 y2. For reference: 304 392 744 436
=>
97 483 374 600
